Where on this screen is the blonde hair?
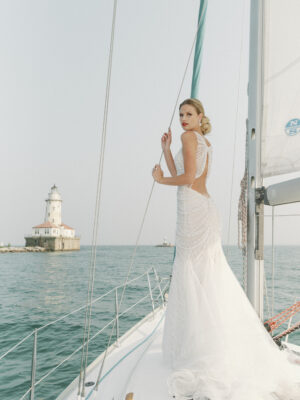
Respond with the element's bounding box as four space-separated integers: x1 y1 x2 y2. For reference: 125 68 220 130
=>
179 98 211 135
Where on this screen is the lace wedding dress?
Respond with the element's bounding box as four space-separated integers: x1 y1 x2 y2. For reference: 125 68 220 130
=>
162 131 300 400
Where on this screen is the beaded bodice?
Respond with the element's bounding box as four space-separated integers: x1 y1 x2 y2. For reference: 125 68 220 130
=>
174 131 212 183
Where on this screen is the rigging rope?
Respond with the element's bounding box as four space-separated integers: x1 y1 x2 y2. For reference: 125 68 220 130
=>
264 267 271 320
263 297 300 347
273 320 300 343
237 112 248 294
226 0 246 257
78 0 118 397
264 301 300 332
238 164 248 292
271 206 275 317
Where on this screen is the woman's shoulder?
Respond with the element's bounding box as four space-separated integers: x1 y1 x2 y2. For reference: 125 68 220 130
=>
180 130 198 143
181 130 196 138
181 131 212 148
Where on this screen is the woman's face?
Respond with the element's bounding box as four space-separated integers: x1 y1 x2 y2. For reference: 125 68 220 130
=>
179 104 202 131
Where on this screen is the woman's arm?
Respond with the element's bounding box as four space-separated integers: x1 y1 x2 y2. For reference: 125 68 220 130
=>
161 129 177 177
153 132 197 186
163 148 177 177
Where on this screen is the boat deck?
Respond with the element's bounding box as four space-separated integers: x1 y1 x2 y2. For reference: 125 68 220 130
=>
57 306 171 400
57 305 300 400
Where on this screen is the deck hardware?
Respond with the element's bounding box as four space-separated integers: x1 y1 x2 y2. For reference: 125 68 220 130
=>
255 187 264 260
115 287 120 344
152 267 164 304
147 272 155 314
30 329 38 400
85 381 95 387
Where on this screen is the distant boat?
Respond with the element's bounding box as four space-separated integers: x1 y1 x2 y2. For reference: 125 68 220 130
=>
155 237 174 247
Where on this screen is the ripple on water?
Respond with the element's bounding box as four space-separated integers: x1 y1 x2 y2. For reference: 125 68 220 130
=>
0 245 299 400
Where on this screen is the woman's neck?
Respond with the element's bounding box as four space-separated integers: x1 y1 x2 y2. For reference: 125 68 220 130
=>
193 127 204 135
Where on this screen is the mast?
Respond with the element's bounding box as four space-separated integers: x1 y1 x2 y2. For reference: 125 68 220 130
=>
191 0 208 98
246 0 264 320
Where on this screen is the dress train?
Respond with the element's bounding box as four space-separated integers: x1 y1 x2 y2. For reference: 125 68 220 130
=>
162 186 300 400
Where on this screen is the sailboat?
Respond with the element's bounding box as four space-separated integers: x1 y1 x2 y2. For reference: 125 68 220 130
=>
4 0 300 399
56 0 300 398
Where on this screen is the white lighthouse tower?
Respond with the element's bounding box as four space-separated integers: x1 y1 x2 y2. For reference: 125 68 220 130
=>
45 185 62 225
25 185 80 251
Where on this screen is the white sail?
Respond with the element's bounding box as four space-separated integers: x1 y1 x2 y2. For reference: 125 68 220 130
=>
261 0 300 178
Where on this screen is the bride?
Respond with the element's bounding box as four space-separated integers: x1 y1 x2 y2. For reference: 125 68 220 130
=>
152 98 300 400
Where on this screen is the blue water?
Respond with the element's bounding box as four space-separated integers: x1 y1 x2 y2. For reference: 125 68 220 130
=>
0 245 299 399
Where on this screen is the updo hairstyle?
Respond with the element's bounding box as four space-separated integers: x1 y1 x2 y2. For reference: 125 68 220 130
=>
179 98 211 134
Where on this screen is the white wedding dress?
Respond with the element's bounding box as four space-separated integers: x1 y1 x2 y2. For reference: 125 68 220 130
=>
161 131 300 400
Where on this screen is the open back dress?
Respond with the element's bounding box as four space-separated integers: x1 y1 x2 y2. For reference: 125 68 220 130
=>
161 131 300 400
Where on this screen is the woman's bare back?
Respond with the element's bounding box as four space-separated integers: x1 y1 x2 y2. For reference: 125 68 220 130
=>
190 136 211 197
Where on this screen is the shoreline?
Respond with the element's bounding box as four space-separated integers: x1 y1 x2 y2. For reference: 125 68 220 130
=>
0 246 46 253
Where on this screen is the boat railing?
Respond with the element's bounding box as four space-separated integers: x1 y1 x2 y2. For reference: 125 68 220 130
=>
0 266 171 400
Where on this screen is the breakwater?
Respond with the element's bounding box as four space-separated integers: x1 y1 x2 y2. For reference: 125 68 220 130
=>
0 246 46 253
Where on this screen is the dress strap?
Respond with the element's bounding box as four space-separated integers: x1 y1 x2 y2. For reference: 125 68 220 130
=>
187 131 210 188
192 131 209 147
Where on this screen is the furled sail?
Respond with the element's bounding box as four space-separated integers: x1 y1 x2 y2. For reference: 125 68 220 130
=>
191 0 208 99
261 0 300 178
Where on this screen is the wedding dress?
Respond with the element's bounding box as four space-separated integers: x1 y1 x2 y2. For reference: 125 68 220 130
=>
161 131 300 400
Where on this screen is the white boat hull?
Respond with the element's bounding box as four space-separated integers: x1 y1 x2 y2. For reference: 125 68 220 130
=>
57 305 170 400
57 304 300 400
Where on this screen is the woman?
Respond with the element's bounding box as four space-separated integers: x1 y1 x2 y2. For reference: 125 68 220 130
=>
152 98 300 400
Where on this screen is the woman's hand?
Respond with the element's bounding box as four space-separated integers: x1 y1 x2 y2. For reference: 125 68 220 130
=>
161 128 172 151
152 164 164 183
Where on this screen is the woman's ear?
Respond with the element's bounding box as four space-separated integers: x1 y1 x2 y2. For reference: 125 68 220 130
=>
198 112 203 124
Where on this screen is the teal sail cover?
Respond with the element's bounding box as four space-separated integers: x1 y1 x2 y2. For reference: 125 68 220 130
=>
191 0 208 99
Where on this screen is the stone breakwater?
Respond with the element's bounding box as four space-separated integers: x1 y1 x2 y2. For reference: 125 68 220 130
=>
0 246 46 253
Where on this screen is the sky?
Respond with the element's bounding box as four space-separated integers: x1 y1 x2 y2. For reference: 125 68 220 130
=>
1 0 300 246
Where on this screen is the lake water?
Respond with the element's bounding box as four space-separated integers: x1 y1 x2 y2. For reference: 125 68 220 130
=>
0 245 299 399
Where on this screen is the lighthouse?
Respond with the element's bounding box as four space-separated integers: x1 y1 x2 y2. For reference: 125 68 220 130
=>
25 185 80 251
45 185 62 226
